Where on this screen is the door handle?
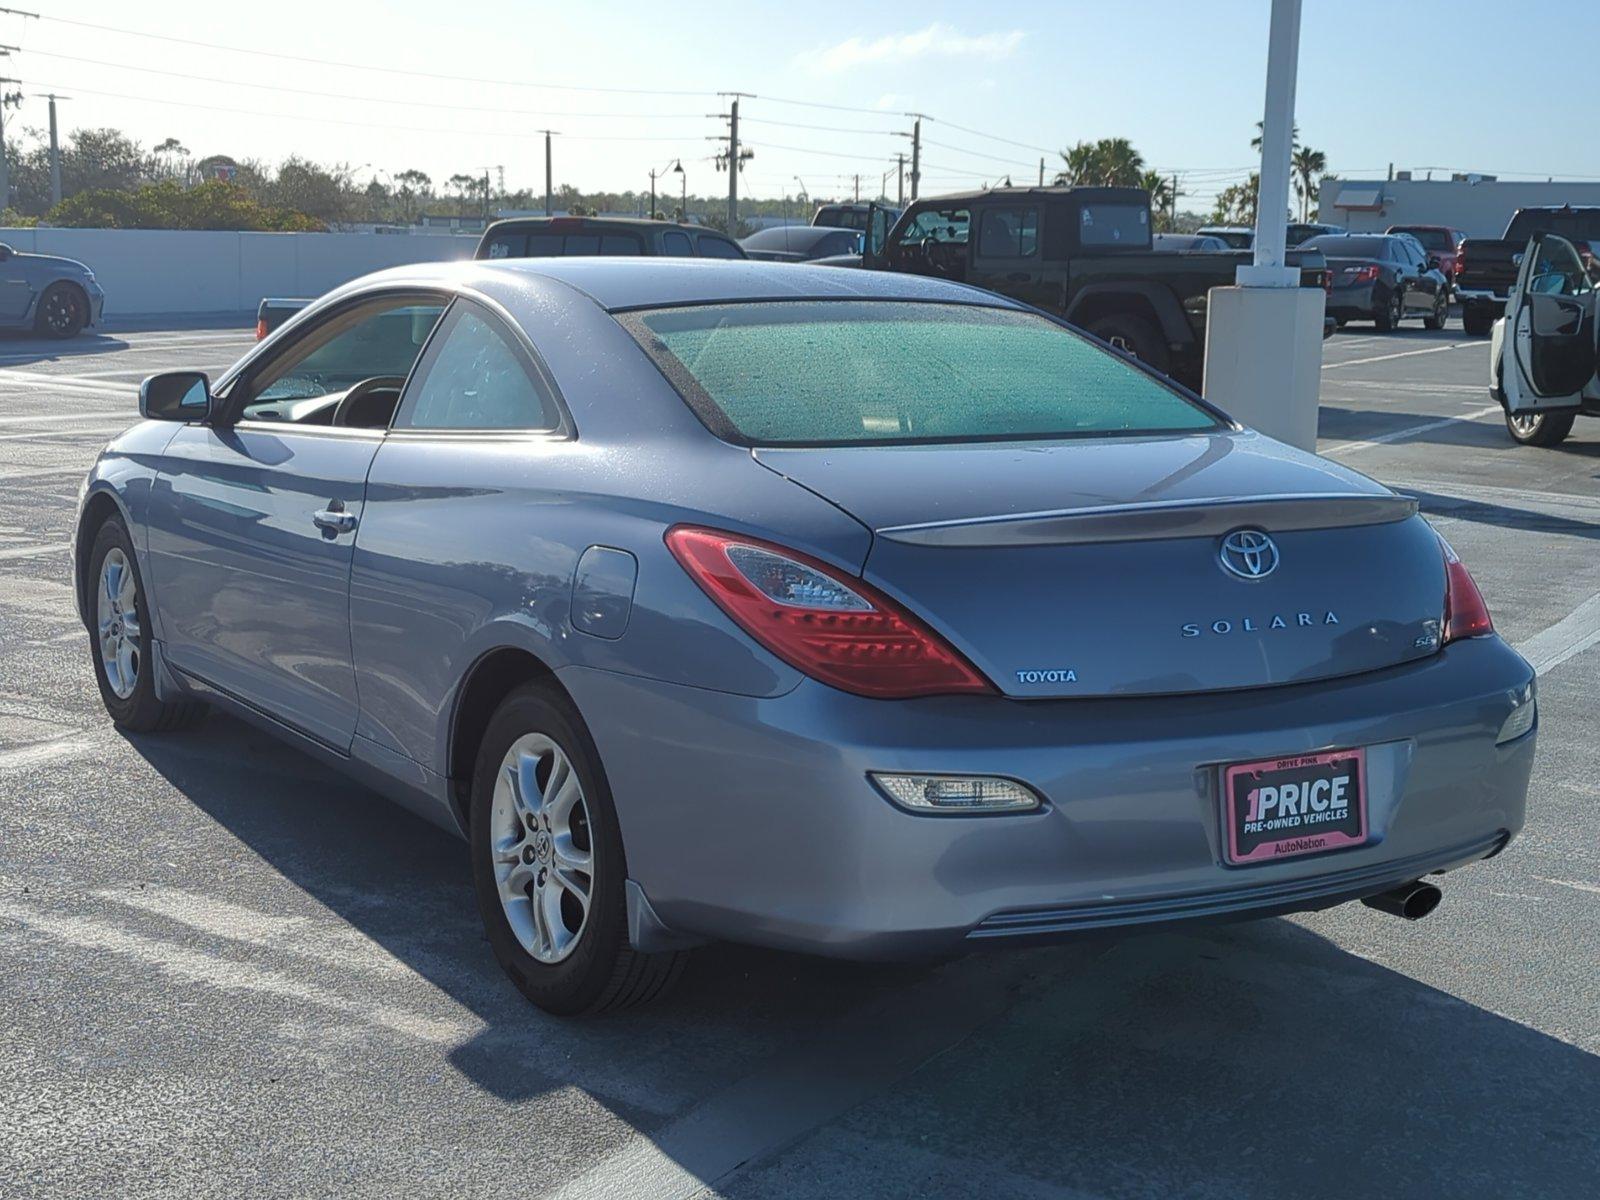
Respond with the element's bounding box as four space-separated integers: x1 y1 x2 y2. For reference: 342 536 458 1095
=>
312 503 358 535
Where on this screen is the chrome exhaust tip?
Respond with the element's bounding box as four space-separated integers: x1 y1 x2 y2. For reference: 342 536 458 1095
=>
1361 880 1442 921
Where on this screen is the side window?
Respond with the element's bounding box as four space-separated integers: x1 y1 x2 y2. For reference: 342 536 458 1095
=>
241 299 446 423
894 207 971 247
661 231 693 257
394 304 560 431
977 206 1039 258
695 235 743 259
482 233 524 259
600 234 644 255
564 234 601 255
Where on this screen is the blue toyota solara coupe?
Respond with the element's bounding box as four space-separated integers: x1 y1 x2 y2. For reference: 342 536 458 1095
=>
74 259 1536 1015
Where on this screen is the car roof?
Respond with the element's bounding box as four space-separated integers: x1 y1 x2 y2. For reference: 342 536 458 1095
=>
490 258 1016 311
344 257 1022 313
482 216 723 236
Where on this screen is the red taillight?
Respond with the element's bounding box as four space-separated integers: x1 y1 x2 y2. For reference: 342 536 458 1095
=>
254 318 268 340
1348 264 1380 283
665 526 993 699
1440 537 1493 644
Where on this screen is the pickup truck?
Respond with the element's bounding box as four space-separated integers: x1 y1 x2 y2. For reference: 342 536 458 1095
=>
852 186 1329 390
1456 206 1600 336
1487 230 1600 447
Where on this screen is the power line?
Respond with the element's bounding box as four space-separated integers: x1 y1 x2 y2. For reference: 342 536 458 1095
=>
10 79 709 142
20 12 710 97
22 49 707 119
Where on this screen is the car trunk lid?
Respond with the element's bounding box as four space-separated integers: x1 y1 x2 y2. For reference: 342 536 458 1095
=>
755 432 1444 698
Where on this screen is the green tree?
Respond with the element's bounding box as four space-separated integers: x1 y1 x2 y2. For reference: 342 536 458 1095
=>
1291 145 1327 222
1054 138 1146 188
1211 174 1260 225
46 179 324 231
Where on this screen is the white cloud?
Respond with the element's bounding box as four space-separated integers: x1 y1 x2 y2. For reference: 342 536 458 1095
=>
874 93 906 111
796 23 1025 75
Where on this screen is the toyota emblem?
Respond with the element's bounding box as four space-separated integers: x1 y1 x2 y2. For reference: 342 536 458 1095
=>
1219 529 1280 580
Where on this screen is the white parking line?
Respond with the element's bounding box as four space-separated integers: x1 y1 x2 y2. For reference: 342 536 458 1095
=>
0 540 73 559
1515 592 1600 677
1322 404 1504 456
0 733 104 773
1322 341 1480 370
0 424 133 443
0 898 478 1045
0 369 133 396
1535 876 1600 896
0 409 131 426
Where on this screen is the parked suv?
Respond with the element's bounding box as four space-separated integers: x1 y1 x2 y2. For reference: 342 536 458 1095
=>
1457 206 1600 336
475 217 745 261
812 202 900 233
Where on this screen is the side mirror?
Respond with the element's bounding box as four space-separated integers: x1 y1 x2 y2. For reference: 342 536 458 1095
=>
1427 255 1443 271
140 371 212 422
863 204 890 266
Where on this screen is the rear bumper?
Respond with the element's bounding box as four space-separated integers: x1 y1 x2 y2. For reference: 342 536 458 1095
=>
561 636 1535 960
1327 284 1379 318
1456 288 1506 308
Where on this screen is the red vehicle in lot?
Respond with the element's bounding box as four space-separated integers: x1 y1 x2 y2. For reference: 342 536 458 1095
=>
1387 225 1467 280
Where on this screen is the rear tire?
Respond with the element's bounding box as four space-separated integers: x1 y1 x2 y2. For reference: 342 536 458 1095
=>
1462 305 1496 337
1084 313 1171 376
35 282 89 339
1423 292 1448 331
1505 409 1576 447
1373 290 1402 332
469 681 688 1016
87 517 207 732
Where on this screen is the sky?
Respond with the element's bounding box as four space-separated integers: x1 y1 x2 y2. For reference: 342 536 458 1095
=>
5 0 1596 212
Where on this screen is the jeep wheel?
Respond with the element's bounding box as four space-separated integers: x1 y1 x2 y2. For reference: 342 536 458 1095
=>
1084 313 1171 376
1462 306 1496 337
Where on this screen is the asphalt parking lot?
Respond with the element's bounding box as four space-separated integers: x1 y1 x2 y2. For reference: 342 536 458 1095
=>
1 319 1597 1200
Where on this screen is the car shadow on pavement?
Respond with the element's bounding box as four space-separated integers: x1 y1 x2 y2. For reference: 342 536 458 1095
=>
123 713 1600 1198
0 331 135 366
1404 489 1600 539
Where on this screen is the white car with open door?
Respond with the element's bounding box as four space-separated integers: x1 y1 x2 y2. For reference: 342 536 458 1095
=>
1490 231 1600 446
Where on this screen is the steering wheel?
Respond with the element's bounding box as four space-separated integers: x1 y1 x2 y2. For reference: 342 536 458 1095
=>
330 376 407 428
918 237 961 279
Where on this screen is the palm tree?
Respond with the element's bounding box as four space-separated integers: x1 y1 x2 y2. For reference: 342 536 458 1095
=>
1055 138 1146 188
1140 169 1175 227
1250 121 1301 152
1291 146 1327 222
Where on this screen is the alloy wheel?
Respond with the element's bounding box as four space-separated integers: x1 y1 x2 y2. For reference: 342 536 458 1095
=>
43 289 83 335
96 548 141 699
489 732 594 964
1509 413 1542 437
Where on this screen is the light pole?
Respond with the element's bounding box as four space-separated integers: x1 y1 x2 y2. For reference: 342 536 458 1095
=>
672 159 685 222
793 175 809 213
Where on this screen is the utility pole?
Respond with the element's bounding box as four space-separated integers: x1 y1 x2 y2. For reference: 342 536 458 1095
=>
1039 157 1045 186
46 93 67 208
907 114 924 201
853 174 860 202
713 92 753 232
895 154 905 206
0 46 20 213
537 129 557 215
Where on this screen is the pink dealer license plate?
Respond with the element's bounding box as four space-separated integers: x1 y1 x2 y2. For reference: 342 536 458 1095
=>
1222 748 1368 865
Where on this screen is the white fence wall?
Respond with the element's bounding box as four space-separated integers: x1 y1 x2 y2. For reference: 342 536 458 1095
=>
0 228 480 318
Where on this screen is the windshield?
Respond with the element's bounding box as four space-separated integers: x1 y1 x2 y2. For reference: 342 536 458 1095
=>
628 301 1220 447
1507 210 1600 242
814 206 869 232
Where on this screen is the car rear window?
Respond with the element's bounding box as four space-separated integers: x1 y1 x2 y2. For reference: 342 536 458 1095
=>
627 301 1220 446
1393 227 1453 251
1302 235 1389 256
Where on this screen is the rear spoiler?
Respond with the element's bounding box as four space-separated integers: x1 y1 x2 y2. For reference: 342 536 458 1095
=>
876 493 1418 548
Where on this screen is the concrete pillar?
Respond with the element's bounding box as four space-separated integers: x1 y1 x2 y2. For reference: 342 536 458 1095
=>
1202 0 1323 453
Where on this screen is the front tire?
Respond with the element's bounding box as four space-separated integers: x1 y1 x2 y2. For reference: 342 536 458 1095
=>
87 518 207 732
35 282 89 339
1505 409 1576 447
469 682 687 1015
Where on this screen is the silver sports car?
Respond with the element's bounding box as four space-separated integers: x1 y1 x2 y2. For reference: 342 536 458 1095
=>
75 260 1537 1015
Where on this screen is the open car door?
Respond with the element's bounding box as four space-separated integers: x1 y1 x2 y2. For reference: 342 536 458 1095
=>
1503 232 1597 413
